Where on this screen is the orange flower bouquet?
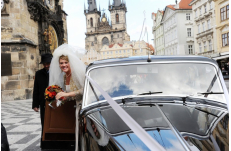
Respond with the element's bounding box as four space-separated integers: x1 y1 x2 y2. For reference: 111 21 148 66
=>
44 85 64 108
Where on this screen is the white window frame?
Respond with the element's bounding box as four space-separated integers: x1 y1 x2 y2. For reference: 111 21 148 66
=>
209 40 212 51
202 22 205 32
198 25 200 33
200 8 202 15
187 28 191 37
199 43 202 52
204 5 207 13
207 20 211 29
204 41 207 52
188 45 193 54
186 13 190 20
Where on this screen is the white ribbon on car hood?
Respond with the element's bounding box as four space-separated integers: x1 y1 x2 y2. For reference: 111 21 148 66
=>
86 75 165 151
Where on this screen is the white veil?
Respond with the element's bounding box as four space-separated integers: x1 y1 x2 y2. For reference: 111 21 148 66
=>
49 44 86 90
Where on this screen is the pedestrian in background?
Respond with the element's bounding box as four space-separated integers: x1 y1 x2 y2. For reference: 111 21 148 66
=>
32 53 52 149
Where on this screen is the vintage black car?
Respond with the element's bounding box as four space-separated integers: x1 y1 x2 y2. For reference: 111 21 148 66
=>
79 56 229 151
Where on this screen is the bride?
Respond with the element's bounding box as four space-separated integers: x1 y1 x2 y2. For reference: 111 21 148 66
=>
49 44 86 150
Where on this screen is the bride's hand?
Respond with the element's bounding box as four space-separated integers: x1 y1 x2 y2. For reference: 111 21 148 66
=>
56 92 69 100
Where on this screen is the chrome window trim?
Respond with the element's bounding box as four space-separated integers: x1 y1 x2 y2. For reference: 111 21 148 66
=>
83 61 221 109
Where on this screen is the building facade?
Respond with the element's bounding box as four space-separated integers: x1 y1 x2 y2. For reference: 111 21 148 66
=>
162 0 194 55
1 0 68 101
212 0 229 68
84 0 130 51
81 40 154 65
189 0 217 58
152 10 165 55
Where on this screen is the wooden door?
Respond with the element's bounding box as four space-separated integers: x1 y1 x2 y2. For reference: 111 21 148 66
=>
43 101 76 141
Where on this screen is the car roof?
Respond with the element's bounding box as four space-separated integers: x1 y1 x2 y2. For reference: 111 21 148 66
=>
87 55 218 70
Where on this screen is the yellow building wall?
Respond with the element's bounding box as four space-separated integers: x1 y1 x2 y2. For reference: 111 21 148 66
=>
214 0 229 53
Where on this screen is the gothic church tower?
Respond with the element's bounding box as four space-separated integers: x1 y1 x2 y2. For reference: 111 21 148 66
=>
84 0 130 51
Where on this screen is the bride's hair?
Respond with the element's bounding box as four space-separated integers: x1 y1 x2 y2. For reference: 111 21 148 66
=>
59 55 69 62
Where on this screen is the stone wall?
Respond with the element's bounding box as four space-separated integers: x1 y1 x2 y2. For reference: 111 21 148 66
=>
1 0 40 101
1 44 39 101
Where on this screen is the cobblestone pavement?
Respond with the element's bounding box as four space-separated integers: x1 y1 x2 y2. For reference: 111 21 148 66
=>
1 99 74 151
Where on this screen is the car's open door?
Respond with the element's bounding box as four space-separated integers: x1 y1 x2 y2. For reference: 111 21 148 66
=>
42 101 76 149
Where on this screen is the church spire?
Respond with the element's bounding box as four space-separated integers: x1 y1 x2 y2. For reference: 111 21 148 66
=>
88 0 97 11
94 0 97 10
113 0 121 6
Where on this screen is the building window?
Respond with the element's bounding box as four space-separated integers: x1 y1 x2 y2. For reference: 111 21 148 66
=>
222 32 229 46
88 20 89 25
102 37 109 46
216 136 225 151
207 20 211 29
227 5 229 19
210 2 212 10
195 10 197 17
187 28 191 37
199 43 202 52
204 5 207 13
117 34 119 38
116 13 119 23
202 22 205 32
221 5 229 21
209 40 212 51
200 8 202 15
90 18 93 27
188 45 193 54
204 41 207 52
198 25 200 33
186 13 190 20
128 50 130 52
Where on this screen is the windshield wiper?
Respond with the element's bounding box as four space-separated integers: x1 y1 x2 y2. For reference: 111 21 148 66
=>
138 91 163 96
197 91 224 95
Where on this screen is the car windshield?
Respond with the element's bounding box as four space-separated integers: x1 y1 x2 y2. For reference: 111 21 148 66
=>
85 63 225 106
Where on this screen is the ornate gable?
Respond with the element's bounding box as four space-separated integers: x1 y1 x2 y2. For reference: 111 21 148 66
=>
98 13 111 31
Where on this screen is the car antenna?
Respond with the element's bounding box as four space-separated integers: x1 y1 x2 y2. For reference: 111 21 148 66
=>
146 27 151 62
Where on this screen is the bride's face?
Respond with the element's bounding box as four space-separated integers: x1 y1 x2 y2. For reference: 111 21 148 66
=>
59 59 71 73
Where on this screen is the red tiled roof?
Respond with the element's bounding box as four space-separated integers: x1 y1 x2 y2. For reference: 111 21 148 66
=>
109 44 114 48
118 43 123 47
152 13 157 17
146 43 155 51
108 43 123 48
167 5 175 10
179 0 192 9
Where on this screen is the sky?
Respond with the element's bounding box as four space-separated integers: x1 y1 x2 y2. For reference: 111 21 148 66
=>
63 0 175 49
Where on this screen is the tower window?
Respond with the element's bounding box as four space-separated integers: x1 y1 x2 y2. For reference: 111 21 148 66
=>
88 20 89 25
102 37 109 46
116 14 119 23
90 18 93 27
